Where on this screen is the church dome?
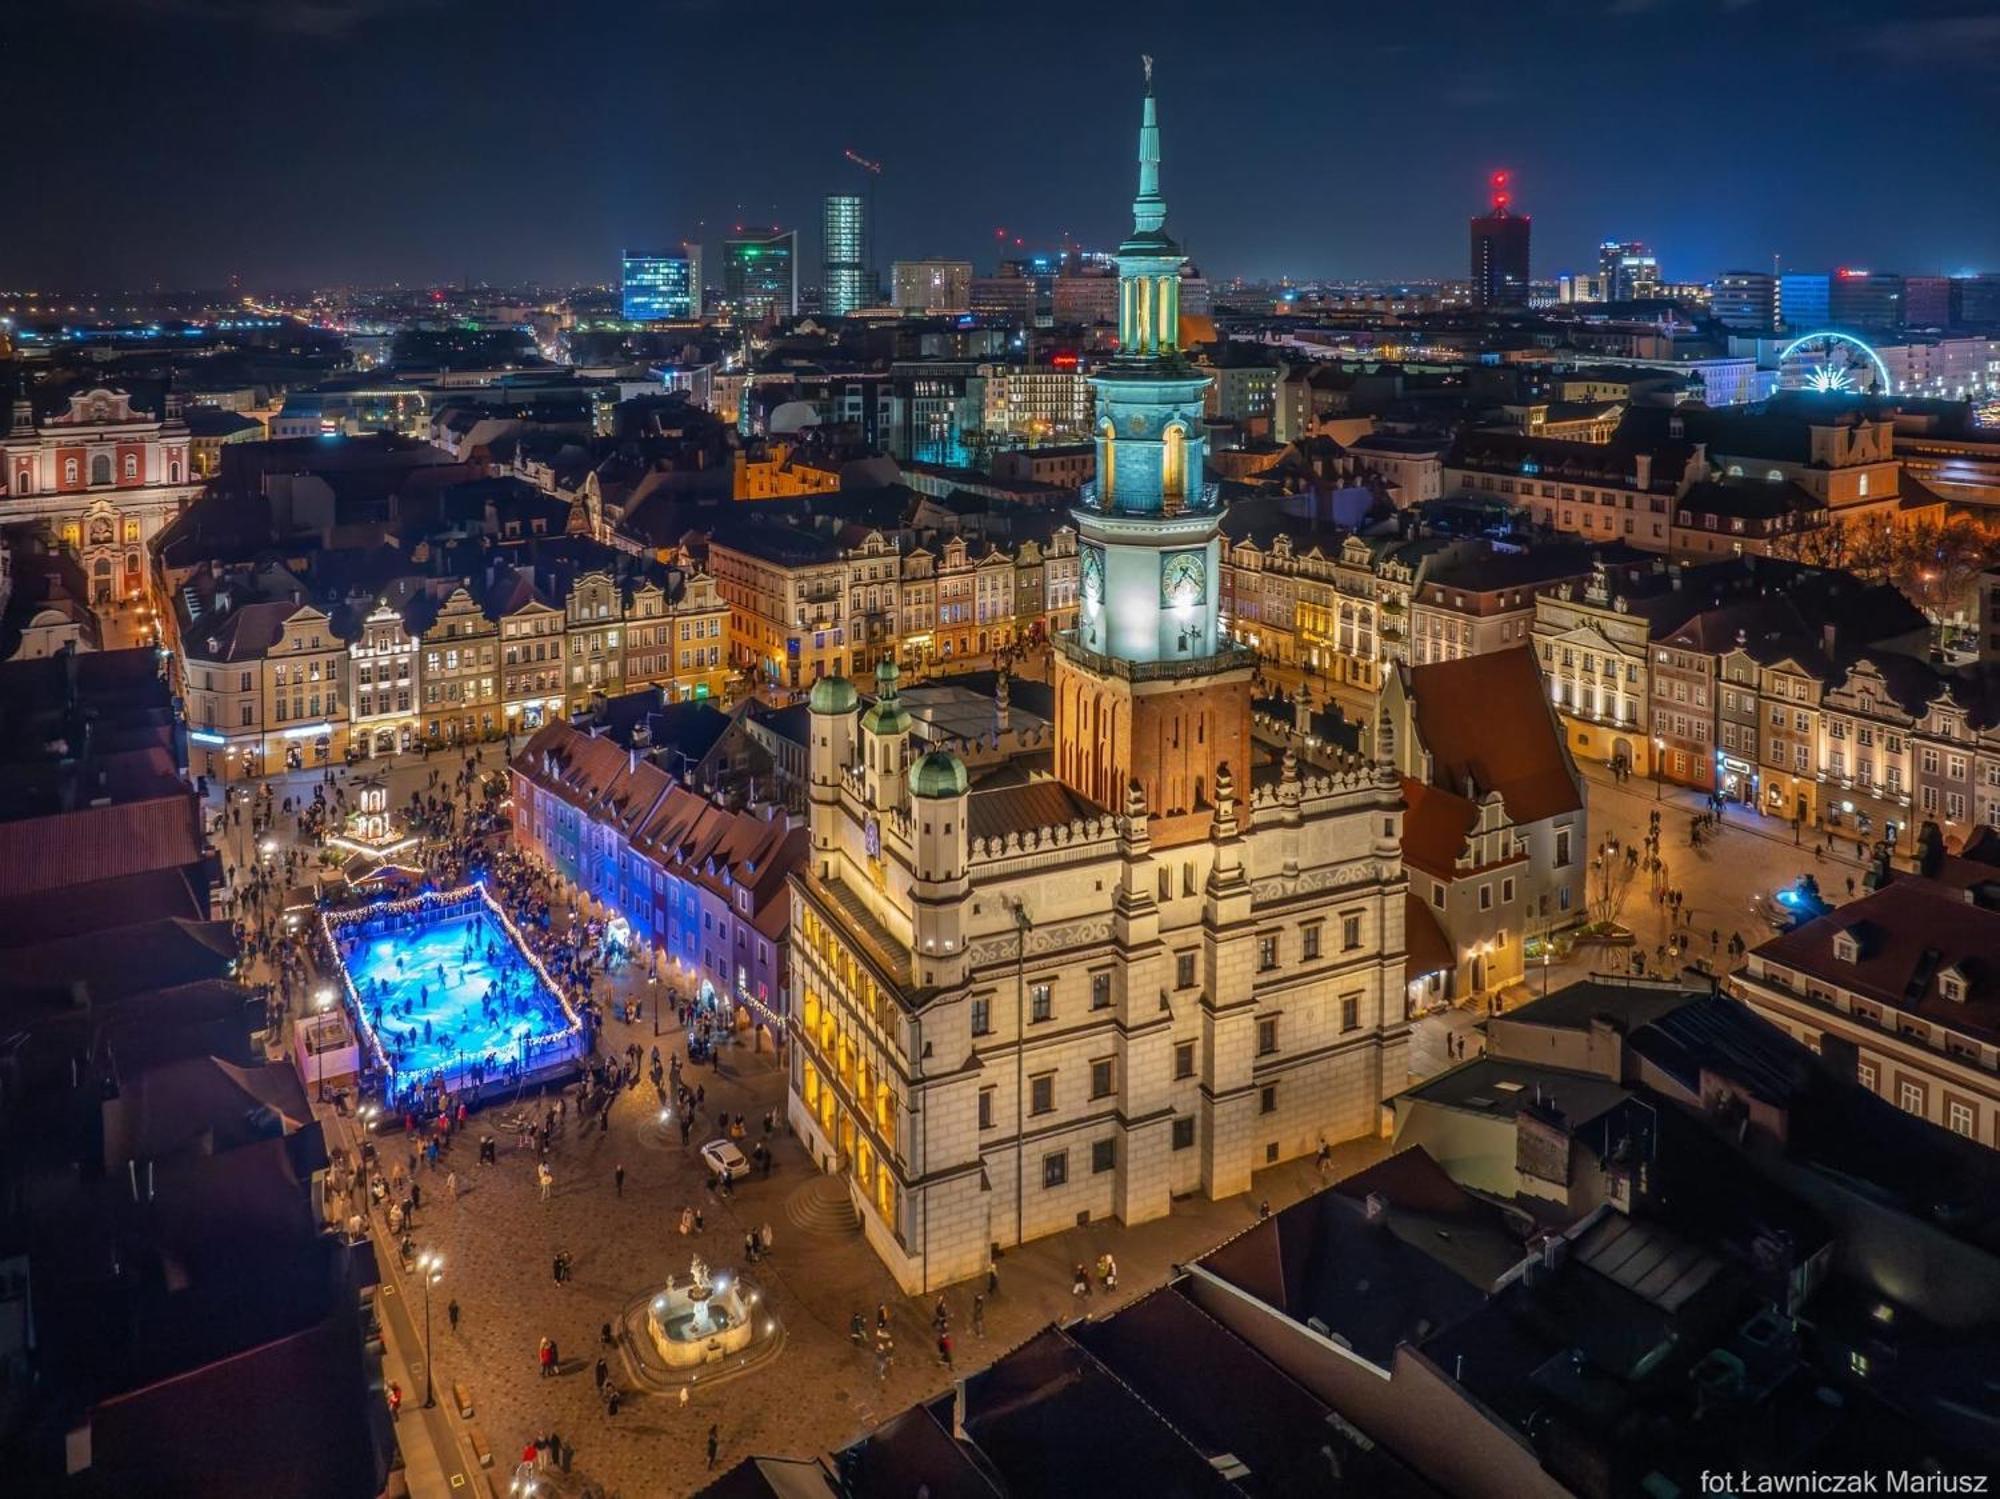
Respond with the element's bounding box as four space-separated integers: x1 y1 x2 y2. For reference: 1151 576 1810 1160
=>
808 674 858 715
910 749 969 800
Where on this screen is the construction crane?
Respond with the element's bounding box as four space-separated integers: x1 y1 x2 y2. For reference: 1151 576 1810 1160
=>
843 149 884 299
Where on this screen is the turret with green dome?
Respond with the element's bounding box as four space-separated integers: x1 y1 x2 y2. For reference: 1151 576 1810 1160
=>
910 748 969 800
859 658 910 737
809 673 858 716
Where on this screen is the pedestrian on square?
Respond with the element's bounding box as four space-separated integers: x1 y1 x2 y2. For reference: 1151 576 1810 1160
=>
694 1207 704 1234
972 1294 985 1337
937 1330 953 1368
448 1299 460 1334
706 1424 719 1470
614 1163 624 1197
678 1384 689 1410
593 1356 608 1392
760 1222 774 1257
538 1336 555 1377
933 1296 949 1332
1072 1264 1089 1297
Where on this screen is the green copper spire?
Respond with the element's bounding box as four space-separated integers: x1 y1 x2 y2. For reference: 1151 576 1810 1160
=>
1132 54 1166 236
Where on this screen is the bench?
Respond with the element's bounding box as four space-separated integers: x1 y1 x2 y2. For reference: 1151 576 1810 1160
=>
465 1426 491 1469
453 1381 473 1418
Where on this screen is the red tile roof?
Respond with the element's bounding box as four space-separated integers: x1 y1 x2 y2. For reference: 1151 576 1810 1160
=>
1400 777 1477 881
0 794 205 898
1752 878 2000 1047
1403 646 1582 826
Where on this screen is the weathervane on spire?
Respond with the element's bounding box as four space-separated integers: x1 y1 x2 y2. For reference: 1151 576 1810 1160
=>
1142 54 1153 86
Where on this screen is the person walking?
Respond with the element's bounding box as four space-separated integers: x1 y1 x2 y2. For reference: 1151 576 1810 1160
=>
593 1356 608 1392
971 1293 985 1337
539 1163 553 1202
539 1336 555 1378
678 1385 689 1411
937 1329 953 1368
614 1163 625 1198
448 1298 460 1334
706 1424 719 1471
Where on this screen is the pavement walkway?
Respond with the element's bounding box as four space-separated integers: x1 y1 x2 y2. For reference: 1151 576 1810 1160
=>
314 990 1388 1499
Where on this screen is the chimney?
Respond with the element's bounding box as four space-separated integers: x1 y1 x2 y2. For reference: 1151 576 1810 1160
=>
1822 621 1837 658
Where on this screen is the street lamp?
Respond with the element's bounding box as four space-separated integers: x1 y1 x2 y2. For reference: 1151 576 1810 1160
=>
313 987 335 1102
1652 738 1666 802
650 971 660 1037
418 1251 444 1408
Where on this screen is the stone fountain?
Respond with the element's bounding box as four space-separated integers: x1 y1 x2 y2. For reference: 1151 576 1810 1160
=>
646 1255 753 1368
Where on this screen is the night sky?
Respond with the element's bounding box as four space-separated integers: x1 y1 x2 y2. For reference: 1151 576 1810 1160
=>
10 0 1999 291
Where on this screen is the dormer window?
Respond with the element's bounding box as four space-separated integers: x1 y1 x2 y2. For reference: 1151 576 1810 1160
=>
1833 930 1860 964
1939 967 1967 1004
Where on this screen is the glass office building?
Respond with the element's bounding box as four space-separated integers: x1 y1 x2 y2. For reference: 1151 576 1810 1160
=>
724 228 798 321
823 195 871 316
622 249 699 321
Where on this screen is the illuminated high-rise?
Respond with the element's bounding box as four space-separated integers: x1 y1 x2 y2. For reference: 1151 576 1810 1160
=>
1469 173 1530 309
622 247 700 321
724 227 798 321
822 195 871 316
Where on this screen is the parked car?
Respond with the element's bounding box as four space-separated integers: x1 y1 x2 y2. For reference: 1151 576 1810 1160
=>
700 1139 749 1182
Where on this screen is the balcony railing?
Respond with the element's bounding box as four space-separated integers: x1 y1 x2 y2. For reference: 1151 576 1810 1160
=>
1077 479 1222 516
1055 632 1258 683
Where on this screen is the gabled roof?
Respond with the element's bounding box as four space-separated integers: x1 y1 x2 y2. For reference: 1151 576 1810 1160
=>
1753 877 2000 1046
1404 646 1581 825
1399 777 1478 881
0 794 204 898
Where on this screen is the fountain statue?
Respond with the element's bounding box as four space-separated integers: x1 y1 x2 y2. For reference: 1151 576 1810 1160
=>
647 1253 752 1368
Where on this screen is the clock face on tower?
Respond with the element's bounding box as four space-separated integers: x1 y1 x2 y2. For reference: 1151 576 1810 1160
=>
1161 550 1207 608
1080 543 1105 604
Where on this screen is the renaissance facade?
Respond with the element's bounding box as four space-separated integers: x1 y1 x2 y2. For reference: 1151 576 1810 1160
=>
785 69 1411 1293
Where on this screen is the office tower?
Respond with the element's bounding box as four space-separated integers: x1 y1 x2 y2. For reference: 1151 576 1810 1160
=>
1955 274 2000 326
1829 269 1904 330
1901 275 1950 328
1470 173 1530 309
822 194 871 316
1779 273 1830 331
890 260 973 314
724 228 799 321
621 248 699 321
1712 270 1779 333
1598 240 1660 302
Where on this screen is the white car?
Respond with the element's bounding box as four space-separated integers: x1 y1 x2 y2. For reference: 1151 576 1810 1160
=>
701 1139 749 1182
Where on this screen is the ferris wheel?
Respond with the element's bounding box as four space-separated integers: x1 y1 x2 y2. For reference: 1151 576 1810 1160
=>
1778 331 1893 395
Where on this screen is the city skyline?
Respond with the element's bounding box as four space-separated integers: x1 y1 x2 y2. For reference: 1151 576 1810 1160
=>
9 0 2000 291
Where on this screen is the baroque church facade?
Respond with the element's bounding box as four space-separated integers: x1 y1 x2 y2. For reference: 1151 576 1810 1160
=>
1 387 199 605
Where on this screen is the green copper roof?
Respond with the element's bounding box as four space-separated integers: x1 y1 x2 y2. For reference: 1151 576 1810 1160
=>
809 674 858 714
861 657 911 735
910 749 969 799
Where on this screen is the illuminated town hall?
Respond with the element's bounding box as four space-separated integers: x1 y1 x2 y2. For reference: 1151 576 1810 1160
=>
786 67 1412 1293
